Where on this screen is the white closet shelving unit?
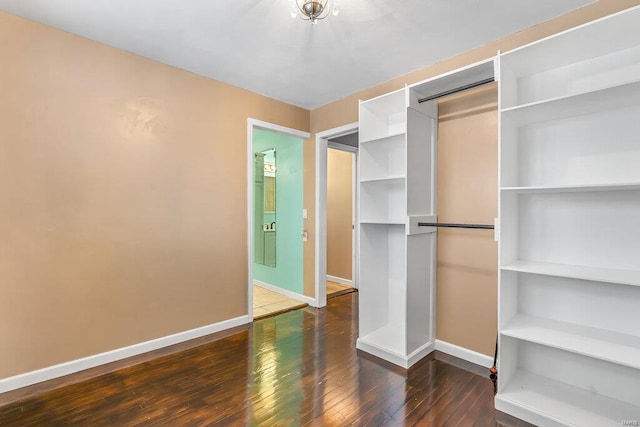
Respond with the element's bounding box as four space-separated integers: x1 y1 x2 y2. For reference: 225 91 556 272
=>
496 5 640 426
357 60 496 369
356 88 437 368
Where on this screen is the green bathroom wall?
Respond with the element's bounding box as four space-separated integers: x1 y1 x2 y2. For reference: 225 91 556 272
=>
253 129 304 295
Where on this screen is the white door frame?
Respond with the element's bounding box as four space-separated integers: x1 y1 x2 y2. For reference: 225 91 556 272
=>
247 118 310 321
315 122 359 308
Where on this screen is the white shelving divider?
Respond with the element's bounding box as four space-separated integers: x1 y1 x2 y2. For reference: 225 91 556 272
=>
496 5 640 426
357 59 496 369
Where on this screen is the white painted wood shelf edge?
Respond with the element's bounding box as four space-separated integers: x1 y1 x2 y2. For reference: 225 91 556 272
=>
359 130 406 144
360 219 405 225
501 260 640 287
501 314 640 370
497 370 640 427
500 182 640 194
360 176 405 184
500 79 640 125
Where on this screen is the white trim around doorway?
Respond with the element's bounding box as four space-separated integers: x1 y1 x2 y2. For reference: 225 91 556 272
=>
315 122 359 308
247 119 311 320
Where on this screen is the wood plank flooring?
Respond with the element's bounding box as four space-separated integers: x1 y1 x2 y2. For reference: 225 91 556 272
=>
0 293 532 426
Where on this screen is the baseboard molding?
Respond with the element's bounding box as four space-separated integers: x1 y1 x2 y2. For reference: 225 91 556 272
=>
356 338 435 369
0 315 250 394
407 341 437 368
254 280 318 307
435 340 493 368
326 275 353 287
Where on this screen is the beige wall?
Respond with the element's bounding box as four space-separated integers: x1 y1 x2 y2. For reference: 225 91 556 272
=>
436 85 498 356
326 149 353 281
306 0 640 350
0 11 308 379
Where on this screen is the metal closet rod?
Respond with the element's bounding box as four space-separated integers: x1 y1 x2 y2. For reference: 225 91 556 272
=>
417 77 495 104
418 222 494 230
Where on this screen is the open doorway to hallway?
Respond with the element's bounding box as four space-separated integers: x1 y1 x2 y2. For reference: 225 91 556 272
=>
315 123 359 307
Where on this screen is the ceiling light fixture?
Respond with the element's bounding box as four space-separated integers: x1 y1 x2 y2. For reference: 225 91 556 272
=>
290 0 339 24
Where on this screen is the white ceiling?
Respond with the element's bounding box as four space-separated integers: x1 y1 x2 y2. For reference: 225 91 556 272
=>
0 0 594 109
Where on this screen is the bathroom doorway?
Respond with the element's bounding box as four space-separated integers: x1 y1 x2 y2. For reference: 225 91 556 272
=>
247 120 311 320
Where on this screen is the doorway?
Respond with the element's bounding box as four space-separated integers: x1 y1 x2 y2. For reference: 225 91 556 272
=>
247 119 311 321
315 123 359 308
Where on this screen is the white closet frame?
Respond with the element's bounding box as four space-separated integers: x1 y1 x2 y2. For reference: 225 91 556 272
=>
356 59 496 368
495 5 640 426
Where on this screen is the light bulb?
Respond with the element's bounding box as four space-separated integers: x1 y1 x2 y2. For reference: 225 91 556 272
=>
311 17 317 24
332 1 339 16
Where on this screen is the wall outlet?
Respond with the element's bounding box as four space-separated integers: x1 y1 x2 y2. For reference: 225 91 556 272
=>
302 230 308 242
303 208 307 219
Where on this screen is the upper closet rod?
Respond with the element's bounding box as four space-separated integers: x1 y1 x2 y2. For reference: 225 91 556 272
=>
418 222 494 230
417 77 495 104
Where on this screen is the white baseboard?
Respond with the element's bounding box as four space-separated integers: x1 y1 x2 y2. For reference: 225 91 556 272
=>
254 280 318 307
407 341 437 368
0 315 250 394
435 339 493 368
326 275 353 287
356 338 435 369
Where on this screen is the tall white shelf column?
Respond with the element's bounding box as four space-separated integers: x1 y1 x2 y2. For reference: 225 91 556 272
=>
496 5 640 426
356 88 437 368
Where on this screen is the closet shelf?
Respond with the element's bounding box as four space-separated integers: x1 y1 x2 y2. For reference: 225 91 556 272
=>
360 218 405 225
499 7 640 78
500 182 640 194
359 130 406 144
496 370 640 427
357 325 405 355
502 315 640 370
360 176 405 184
501 79 640 125
501 260 640 287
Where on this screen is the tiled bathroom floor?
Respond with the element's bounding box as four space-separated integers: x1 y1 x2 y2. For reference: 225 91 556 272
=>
253 285 307 319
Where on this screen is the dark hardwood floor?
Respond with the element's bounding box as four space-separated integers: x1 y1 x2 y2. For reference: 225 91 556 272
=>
0 293 532 426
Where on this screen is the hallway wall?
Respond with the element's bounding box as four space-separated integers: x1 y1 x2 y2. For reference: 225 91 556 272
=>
327 148 353 282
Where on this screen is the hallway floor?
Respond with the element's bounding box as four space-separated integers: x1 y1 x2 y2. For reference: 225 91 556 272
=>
327 280 354 299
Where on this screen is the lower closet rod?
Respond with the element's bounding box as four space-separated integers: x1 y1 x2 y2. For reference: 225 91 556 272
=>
417 222 494 230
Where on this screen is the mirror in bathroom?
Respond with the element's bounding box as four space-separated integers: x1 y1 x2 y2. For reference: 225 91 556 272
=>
254 148 276 267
